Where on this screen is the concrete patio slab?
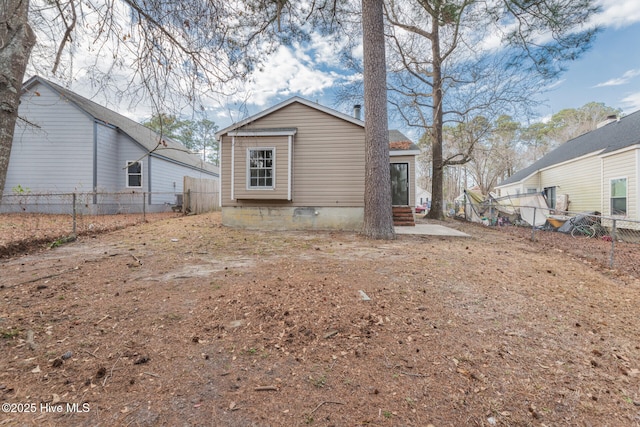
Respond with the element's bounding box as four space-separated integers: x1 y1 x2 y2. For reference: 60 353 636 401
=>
395 224 470 237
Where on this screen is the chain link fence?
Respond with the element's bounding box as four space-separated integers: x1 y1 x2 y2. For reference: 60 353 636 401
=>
460 195 640 278
0 191 218 257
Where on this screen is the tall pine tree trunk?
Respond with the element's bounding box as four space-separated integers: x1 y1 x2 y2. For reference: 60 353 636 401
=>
0 0 36 199
426 8 445 220
362 0 395 239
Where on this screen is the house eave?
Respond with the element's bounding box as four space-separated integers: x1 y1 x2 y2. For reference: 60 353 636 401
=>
228 128 297 137
496 149 606 189
600 143 640 158
215 97 364 139
390 150 420 156
495 171 538 189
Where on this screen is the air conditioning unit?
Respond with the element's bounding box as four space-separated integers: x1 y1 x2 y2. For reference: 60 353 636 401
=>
171 193 184 212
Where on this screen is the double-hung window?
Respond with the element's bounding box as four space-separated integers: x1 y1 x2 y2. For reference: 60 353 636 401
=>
126 161 143 188
248 148 274 189
610 177 627 216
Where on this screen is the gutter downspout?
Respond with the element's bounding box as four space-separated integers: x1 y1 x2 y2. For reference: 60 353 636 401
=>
147 156 152 205
218 140 223 209
93 121 98 205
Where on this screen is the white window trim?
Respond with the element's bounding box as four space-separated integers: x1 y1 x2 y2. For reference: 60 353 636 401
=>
230 137 235 200
126 160 143 188
287 135 292 200
246 147 276 190
609 176 628 217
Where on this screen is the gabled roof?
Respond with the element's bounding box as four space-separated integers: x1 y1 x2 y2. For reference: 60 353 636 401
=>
22 76 218 175
215 96 420 155
215 96 364 138
389 129 420 155
497 110 640 187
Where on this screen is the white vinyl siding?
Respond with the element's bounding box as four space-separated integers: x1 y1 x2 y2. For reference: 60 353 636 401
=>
96 122 119 191
602 150 636 218
6 83 94 193
538 154 601 213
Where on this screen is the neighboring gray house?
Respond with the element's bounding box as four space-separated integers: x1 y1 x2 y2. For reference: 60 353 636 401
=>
3 76 218 214
495 111 640 225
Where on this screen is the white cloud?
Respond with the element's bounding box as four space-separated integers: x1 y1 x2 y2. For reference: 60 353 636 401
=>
620 92 640 112
476 0 640 52
545 79 566 91
594 69 640 87
241 45 338 107
308 33 346 67
592 0 640 28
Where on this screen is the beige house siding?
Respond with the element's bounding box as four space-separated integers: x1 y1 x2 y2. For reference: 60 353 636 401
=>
496 174 539 197
220 102 365 208
390 155 415 207
232 135 290 200
495 183 520 197
523 175 540 194
602 149 637 218
539 154 601 213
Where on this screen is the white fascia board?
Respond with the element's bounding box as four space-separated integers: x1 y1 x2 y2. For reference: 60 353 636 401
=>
539 149 604 173
228 129 297 137
288 135 293 201
599 144 640 158
495 172 536 189
390 150 421 156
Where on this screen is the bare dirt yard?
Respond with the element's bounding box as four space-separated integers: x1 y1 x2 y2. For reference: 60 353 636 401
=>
1 212 640 426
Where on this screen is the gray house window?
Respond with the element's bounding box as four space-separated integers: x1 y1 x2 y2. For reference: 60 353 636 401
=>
610 177 627 216
126 161 143 188
248 148 274 189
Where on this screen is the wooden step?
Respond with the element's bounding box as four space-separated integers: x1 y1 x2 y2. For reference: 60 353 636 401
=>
392 206 415 227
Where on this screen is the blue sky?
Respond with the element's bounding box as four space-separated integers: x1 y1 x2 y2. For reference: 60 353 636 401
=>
56 0 640 133
542 20 640 118
212 0 640 131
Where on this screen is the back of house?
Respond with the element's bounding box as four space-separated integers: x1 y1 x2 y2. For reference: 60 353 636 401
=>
217 98 366 230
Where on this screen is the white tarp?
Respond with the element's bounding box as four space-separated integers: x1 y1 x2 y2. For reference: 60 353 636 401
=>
464 191 550 226
515 194 549 227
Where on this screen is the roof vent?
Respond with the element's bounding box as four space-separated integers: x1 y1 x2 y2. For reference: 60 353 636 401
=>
597 115 618 129
353 104 361 121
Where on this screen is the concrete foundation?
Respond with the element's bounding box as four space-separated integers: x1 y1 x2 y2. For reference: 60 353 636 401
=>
222 206 364 231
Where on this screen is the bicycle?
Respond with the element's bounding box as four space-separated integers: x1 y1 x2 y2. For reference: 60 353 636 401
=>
571 223 597 238
569 215 609 239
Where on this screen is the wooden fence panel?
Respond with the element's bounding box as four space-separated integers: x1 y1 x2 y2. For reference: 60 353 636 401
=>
183 177 219 214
